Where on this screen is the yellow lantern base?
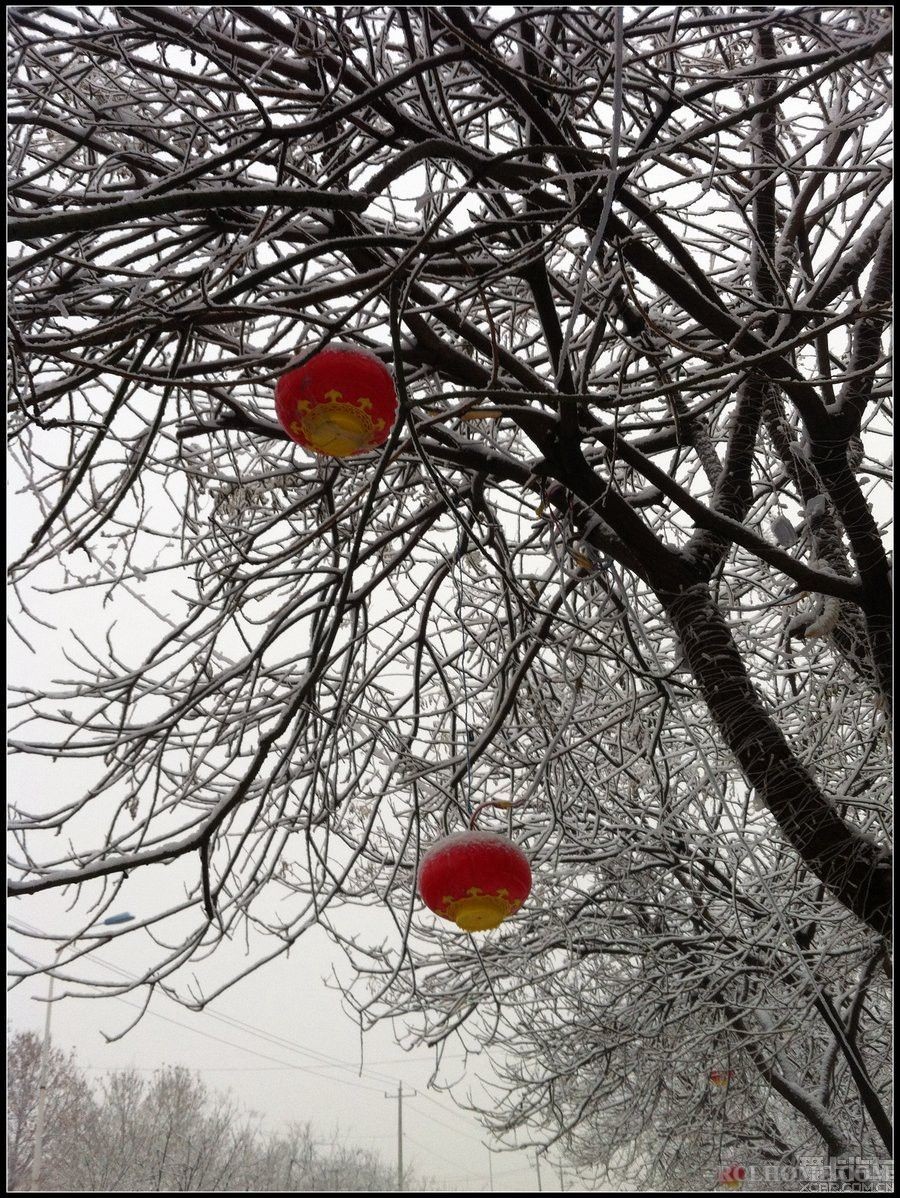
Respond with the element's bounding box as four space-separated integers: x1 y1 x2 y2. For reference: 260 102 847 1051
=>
450 894 510 932
303 402 373 457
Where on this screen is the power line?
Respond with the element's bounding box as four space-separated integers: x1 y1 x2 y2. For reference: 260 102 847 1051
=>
413 1099 488 1141
11 919 500 1156
403 1133 480 1177
12 919 441 1091
12 923 393 1093
110 996 390 1094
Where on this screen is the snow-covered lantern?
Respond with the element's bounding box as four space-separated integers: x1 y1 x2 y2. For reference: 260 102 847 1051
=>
709 1069 735 1087
275 345 398 458
417 830 532 932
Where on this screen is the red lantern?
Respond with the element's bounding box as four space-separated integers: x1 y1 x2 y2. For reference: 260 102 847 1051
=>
275 345 398 458
718 1165 745 1189
417 830 532 932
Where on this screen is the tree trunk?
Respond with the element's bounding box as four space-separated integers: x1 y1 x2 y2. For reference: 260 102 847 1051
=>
661 583 891 937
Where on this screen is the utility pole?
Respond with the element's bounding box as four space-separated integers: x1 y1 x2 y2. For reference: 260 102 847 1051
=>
384 1082 415 1191
29 968 56 1192
26 915 135 1193
535 1151 543 1192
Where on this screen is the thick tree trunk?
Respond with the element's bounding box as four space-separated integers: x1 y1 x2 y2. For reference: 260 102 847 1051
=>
660 583 891 937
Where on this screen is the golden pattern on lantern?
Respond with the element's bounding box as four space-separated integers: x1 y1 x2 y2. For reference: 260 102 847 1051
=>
436 885 522 933
289 390 384 457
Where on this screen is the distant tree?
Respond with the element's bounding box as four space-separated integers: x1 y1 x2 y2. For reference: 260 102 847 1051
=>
61 1065 258 1192
250 1121 401 1193
6 1028 405 1192
7 4 892 1183
6 1027 95 1191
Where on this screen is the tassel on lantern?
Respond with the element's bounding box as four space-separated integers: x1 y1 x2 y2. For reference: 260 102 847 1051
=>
417 830 532 932
275 345 398 458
